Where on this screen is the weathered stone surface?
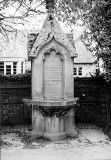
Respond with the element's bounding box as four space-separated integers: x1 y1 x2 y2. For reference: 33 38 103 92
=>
29 13 77 58
31 39 75 100
64 109 78 137
44 49 63 100
44 132 66 141
31 99 78 117
31 110 44 139
28 11 78 141
44 116 66 141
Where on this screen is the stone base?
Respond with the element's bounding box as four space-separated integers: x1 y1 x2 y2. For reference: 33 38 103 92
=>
24 99 79 141
44 132 66 141
64 109 78 137
31 131 44 139
66 129 78 137
43 116 66 141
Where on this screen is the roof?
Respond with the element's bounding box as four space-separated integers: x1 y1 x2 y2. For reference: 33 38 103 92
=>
28 13 77 58
0 31 27 59
74 40 96 63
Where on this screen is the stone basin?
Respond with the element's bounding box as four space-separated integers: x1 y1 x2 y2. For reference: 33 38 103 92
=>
23 98 79 141
23 98 79 117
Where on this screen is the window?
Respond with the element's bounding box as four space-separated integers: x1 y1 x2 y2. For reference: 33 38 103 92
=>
78 67 82 76
6 65 11 75
0 61 23 75
21 62 24 74
0 62 4 75
74 68 77 75
13 62 17 75
0 61 18 75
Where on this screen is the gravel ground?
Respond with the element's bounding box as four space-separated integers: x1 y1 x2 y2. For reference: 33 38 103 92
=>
1 128 111 160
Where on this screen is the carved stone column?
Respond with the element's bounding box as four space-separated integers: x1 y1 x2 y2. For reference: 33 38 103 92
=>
31 107 45 139
44 115 66 141
64 108 78 137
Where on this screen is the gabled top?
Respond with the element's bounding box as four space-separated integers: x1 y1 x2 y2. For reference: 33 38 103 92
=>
75 40 96 63
29 13 77 58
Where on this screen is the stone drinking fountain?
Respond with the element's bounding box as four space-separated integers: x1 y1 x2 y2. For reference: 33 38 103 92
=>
24 0 79 141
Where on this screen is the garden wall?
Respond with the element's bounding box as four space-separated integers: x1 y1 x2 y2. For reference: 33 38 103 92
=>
0 83 31 103
74 77 111 127
0 77 111 129
0 83 31 129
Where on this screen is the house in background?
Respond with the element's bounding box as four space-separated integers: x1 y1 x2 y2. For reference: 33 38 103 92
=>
0 31 28 75
0 2 97 77
66 33 97 77
74 39 96 77
0 31 97 76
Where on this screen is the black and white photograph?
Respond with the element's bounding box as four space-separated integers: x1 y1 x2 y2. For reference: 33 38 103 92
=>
0 0 111 159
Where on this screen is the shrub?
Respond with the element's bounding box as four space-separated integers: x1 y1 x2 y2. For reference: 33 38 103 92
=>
0 70 31 83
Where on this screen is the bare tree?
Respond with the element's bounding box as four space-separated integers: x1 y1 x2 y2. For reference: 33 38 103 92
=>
0 0 46 36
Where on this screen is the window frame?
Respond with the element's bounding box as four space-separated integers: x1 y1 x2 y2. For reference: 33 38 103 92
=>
13 62 17 75
6 65 11 75
21 62 24 74
78 67 82 76
0 62 4 75
74 67 77 76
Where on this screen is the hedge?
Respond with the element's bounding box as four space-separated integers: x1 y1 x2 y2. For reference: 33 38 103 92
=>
0 70 31 83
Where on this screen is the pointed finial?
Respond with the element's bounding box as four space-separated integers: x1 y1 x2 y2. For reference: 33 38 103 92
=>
46 0 55 13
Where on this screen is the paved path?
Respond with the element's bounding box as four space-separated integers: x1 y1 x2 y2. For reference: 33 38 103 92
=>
1 129 111 160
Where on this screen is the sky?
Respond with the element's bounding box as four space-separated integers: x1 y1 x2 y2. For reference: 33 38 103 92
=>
2 0 85 41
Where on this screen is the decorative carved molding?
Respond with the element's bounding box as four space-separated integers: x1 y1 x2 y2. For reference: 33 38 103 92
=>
43 47 64 61
29 13 77 58
43 47 64 100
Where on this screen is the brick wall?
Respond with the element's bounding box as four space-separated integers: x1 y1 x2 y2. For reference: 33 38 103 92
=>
0 78 111 128
74 77 111 127
0 83 31 103
0 83 31 127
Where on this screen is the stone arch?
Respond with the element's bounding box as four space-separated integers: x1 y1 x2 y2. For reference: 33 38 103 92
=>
43 46 64 60
32 36 74 59
43 46 64 100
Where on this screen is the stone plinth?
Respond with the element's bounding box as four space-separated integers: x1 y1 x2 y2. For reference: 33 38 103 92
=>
64 109 78 137
31 110 44 139
23 98 79 141
44 116 66 141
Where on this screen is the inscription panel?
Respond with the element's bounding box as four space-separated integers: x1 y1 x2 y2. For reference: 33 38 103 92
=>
44 51 63 100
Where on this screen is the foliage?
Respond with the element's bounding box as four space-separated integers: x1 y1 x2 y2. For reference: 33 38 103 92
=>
0 70 31 83
82 0 111 81
57 0 92 24
58 0 111 81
